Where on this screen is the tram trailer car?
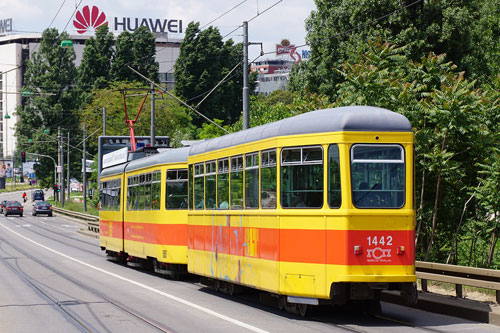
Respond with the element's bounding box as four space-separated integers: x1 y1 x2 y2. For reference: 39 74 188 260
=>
99 106 417 313
100 147 190 276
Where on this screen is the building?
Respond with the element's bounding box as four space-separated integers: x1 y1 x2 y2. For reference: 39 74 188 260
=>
251 59 294 96
0 32 181 160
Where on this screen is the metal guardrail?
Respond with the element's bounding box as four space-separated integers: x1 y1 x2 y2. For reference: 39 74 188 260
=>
52 207 99 233
416 261 500 303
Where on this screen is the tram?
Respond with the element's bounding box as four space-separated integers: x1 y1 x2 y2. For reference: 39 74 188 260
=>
99 106 417 314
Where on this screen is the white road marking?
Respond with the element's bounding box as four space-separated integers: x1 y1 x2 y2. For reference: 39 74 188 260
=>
0 222 268 333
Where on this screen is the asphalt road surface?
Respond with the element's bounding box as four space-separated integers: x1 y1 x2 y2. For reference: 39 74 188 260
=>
0 190 499 332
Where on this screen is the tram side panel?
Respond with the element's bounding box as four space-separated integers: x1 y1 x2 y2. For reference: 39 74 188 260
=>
100 174 125 254
123 166 188 264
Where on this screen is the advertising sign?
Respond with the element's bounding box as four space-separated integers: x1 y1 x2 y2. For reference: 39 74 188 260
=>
73 5 183 35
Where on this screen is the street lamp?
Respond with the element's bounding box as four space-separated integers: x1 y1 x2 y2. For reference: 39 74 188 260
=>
60 40 73 49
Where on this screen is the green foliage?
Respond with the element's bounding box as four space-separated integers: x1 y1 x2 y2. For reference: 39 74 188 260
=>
293 0 500 97
80 81 196 155
110 26 159 82
16 28 79 189
78 24 114 90
174 22 244 127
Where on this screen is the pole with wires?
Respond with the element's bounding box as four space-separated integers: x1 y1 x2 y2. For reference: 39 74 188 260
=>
67 131 70 202
151 82 155 147
243 21 249 130
83 122 87 212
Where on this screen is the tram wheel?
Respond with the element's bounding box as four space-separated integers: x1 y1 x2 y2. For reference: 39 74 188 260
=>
277 296 286 311
298 304 310 317
227 283 235 296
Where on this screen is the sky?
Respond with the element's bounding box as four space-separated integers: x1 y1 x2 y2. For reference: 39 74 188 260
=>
0 0 316 60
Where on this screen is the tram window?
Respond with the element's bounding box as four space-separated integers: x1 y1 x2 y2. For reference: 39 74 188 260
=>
231 156 244 209
205 161 217 209
100 179 121 211
194 163 205 209
328 144 341 208
245 153 259 209
138 179 145 210
217 158 229 209
261 150 277 209
351 144 405 208
145 173 152 210
152 171 161 210
188 165 193 210
281 146 323 209
131 176 139 210
166 169 188 209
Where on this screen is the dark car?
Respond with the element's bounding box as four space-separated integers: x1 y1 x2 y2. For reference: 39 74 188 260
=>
32 189 44 201
32 201 53 216
4 201 23 217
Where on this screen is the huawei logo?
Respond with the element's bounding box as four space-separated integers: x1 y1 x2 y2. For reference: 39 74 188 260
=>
73 5 108 34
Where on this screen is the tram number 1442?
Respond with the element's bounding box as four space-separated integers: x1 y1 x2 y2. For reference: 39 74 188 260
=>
367 236 393 246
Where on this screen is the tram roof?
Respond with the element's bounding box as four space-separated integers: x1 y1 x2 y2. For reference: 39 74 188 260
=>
125 146 190 173
100 147 190 177
189 106 411 156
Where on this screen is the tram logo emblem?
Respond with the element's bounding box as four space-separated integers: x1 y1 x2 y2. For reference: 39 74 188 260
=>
366 247 392 261
73 5 108 34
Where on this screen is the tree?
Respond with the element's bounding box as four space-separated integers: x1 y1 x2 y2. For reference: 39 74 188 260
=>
292 0 500 97
78 24 114 90
110 27 159 82
15 28 79 189
174 22 244 127
79 81 196 155
110 31 135 82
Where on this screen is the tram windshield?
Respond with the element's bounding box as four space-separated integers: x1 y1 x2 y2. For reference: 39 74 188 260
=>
351 144 405 208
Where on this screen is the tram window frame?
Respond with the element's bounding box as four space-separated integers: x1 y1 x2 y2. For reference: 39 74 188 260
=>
188 164 193 210
350 144 405 209
205 161 217 209
328 144 341 208
151 171 161 210
217 158 230 210
245 152 259 209
261 150 277 209
144 173 152 210
166 169 188 209
230 155 244 209
138 174 145 210
194 163 205 210
281 146 324 209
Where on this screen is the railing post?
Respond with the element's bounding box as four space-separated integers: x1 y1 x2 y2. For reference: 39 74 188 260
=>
421 279 428 292
456 284 463 298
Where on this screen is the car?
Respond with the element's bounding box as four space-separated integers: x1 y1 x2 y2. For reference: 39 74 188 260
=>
32 201 53 217
32 189 44 201
4 201 23 217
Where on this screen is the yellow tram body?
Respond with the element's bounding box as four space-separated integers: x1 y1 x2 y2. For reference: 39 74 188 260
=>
186 107 415 301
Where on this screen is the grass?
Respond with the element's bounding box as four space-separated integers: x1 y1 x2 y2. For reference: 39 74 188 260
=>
0 183 34 193
49 199 99 216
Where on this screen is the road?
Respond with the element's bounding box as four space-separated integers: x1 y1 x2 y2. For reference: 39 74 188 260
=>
0 190 498 332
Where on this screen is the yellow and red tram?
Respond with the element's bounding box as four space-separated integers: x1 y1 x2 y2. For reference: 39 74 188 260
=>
99 106 417 313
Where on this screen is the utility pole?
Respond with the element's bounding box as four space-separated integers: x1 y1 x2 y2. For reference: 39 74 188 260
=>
67 131 70 202
60 127 65 207
151 82 155 147
242 21 249 130
103 106 106 135
83 122 87 212
57 126 61 202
